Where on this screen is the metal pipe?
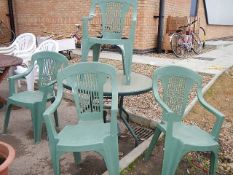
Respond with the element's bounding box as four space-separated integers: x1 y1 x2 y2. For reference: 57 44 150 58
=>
156 0 165 53
7 0 16 40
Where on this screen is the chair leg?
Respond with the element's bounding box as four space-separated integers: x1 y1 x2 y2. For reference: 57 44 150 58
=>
117 45 125 75
209 151 218 175
17 80 22 89
25 70 34 91
144 128 162 161
161 141 184 175
122 44 133 85
54 110 59 127
92 44 101 62
50 98 59 127
81 42 92 62
73 152 81 164
31 105 43 143
51 149 61 175
102 138 120 175
3 103 13 133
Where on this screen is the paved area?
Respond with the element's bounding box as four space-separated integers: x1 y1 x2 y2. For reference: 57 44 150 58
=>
73 40 233 75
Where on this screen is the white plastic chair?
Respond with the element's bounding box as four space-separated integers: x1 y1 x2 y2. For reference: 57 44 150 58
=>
15 40 59 91
0 33 37 90
0 33 36 60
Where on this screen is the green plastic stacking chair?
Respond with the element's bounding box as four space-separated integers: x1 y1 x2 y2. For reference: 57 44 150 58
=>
144 65 224 175
3 51 68 143
43 62 119 175
81 0 137 84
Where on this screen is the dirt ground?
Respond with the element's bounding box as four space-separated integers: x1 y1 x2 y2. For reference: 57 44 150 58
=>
121 67 233 175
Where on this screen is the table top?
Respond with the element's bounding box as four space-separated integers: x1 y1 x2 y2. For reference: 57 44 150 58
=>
104 71 152 96
64 71 152 96
0 54 23 68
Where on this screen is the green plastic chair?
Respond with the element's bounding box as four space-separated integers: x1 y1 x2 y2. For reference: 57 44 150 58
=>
144 65 224 175
43 62 119 175
81 0 137 84
3 51 69 143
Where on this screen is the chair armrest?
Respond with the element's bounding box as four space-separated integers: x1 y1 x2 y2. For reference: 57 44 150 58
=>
43 86 63 141
198 93 224 140
46 80 57 87
8 66 34 95
0 45 17 55
0 45 12 51
82 15 95 38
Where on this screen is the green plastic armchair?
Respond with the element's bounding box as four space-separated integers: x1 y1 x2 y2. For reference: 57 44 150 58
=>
3 51 69 143
144 65 224 175
81 0 137 84
43 62 119 175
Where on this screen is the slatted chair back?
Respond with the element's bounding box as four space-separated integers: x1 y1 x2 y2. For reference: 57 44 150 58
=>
59 62 118 124
90 0 137 39
153 65 202 121
35 40 59 53
31 51 68 96
14 33 36 53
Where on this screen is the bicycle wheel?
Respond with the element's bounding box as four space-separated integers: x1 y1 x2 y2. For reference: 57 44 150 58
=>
199 27 206 48
192 32 202 54
0 21 15 46
170 33 186 58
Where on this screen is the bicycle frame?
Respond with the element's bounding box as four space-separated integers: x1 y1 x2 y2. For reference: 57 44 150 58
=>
177 30 195 52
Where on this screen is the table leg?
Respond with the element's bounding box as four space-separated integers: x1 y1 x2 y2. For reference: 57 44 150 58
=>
0 67 10 107
118 96 141 146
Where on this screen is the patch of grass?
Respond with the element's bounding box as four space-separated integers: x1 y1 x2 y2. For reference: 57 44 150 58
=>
120 160 137 175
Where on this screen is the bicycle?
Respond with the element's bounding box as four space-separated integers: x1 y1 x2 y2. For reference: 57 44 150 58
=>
170 20 203 58
0 20 15 46
71 23 82 46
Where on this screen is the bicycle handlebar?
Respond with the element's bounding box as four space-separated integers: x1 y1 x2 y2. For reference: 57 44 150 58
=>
178 19 198 29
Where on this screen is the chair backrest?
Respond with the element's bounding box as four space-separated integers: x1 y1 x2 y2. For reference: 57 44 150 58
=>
35 40 59 53
153 65 202 121
56 62 118 122
31 51 68 93
90 0 137 39
13 33 36 52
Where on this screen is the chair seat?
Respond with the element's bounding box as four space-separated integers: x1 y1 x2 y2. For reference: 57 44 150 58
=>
57 122 111 149
9 91 44 104
159 122 218 147
89 37 127 45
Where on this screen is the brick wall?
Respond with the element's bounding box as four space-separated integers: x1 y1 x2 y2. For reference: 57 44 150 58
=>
0 0 9 24
0 0 11 42
13 0 90 37
2 0 233 52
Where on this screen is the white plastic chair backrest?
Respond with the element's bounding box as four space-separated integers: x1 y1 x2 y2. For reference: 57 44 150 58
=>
34 40 59 53
13 33 36 52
